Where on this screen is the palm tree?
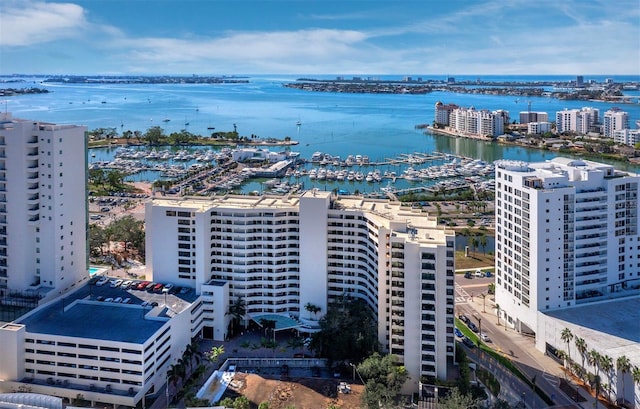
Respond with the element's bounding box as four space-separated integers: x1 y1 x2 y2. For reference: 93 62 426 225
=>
470 236 479 255
632 365 640 386
599 354 613 403
575 337 588 379
616 355 631 403
561 328 574 366
479 234 488 254
588 349 602 396
183 341 201 373
495 303 501 326
304 302 321 320
226 297 246 337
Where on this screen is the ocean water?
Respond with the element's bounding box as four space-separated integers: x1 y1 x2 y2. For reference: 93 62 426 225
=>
4 75 640 184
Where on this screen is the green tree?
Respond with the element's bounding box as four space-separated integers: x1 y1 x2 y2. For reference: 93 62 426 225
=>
470 236 479 255
233 396 250 409
89 224 108 257
479 234 488 254
632 365 640 386
599 354 613 403
88 168 106 187
167 361 185 390
218 397 235 408
313 297 379 364
259 318 277 342
304 302 321 320
575 337 588 379
207 345 225 366
616 355 631 403
437 388 478 409
561 328 574 376
107 215 145 253
105 169 125 190
357 353 408 409
258 403 270 409
144 126 165 145
226 297 246 337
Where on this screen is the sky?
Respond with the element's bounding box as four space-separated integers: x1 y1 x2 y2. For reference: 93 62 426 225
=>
1 0 639 76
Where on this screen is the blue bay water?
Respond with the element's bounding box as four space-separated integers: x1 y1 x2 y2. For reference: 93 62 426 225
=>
5 75 640 180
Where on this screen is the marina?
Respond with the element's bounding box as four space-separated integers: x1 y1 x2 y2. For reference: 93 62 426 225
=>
89 144 495 198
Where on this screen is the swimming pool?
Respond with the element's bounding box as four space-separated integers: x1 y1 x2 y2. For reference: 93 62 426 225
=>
89 267 107 276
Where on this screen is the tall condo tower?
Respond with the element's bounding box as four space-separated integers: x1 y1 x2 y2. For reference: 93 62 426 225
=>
494 158 640 334
0 113 88 300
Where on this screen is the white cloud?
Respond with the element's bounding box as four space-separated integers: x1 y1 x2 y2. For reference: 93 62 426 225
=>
113 29 369 68
0 1 88 46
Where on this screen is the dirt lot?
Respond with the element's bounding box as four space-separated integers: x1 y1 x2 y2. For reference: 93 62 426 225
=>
224 373 363 409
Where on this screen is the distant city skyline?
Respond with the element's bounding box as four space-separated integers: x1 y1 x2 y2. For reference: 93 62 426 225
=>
1 0 639 76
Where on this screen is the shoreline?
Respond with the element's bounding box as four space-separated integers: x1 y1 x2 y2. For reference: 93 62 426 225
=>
425 126 494 142
89 138 299 149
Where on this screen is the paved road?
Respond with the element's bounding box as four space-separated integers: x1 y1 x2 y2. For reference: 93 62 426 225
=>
455 273 593 408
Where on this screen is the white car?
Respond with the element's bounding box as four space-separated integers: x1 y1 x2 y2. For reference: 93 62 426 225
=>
473 270 485 278
121 280 133 289
113 297 123 303
481 332 491 342
95 277 109 287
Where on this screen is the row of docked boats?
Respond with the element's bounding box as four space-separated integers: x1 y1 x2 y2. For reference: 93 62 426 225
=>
113 147 230 162
309 152 370 167
301 168 390 183
402 158 494 182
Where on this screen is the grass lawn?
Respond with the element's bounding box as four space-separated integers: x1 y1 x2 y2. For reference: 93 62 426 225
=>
455 251 495 271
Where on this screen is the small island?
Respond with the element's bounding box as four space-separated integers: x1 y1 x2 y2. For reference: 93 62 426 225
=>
42 75 249 85
285 76 639 102
0 87 50 96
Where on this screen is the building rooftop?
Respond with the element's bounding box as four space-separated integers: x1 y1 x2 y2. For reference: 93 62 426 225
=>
17 281 197 344
544 296 640 362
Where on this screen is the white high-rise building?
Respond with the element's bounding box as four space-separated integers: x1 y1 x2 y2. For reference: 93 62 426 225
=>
614 128 640 147
494 158 640 334
449 107 506 137
527 122 551 135
146 191 456 387
0 113 88 299
555 107 599 134
603 108 629 138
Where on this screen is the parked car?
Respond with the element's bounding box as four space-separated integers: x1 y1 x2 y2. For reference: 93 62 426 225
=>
153 283 164 293
468 322 479 333
464 271 473 279
481 332 491 342
485 271 493 278
454 327 463 338
113 297 123 303
462 336 476 348
122 298 131 304
96 277 109 287
473 270 485 278
121 280 133 289
458 314 470 324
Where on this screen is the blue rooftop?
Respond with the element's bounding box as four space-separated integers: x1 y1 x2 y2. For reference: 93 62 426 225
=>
17 288 171 344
